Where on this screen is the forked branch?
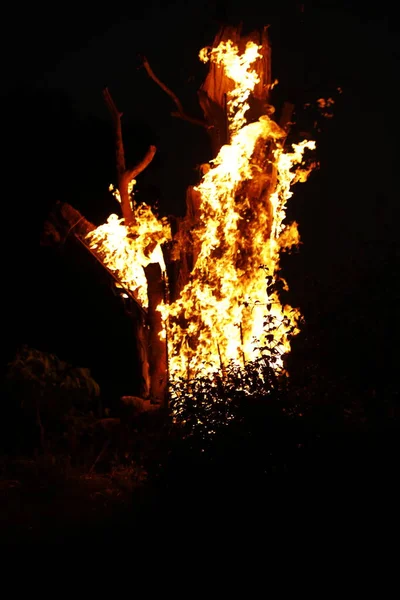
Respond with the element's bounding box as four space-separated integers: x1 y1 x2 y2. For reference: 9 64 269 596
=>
103 87 157 224
142 56 208 129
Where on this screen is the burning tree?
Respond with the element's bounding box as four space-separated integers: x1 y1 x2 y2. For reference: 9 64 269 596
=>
43 25 316 425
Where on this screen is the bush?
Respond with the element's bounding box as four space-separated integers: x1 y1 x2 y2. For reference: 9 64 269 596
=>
3 345 101 453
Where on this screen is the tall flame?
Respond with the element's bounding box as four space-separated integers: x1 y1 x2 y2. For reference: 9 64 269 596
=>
200 40 262 135
164 41 315 384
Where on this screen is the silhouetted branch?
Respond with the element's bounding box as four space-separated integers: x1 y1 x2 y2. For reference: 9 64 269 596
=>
103 87 126 177
142 56 208 129
124 145 157 185
103 87 157 224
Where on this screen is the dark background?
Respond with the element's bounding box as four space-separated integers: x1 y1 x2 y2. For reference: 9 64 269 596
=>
0 1 396 406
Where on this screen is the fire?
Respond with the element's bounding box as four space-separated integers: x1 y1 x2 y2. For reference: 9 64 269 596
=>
200 40 262 135
86 198 171 307
85 37 316 415
164 41 315 384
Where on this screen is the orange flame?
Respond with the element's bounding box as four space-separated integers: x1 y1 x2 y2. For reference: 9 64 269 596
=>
86 38 316 409
86 197 171 307
163 41 315 385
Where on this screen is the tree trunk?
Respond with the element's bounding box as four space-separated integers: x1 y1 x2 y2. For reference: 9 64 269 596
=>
144 263 168 405
198 25 272 155
166 24 277 304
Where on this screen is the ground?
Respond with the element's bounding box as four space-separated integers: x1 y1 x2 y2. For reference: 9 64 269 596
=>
0 460 139 545
2 420 399 547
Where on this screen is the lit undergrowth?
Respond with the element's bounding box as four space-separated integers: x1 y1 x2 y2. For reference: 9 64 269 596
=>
168 266 302 439
169 361 283 439
169 327 297 439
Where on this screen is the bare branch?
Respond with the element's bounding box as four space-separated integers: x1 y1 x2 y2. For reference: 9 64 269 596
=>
103 89 156 223
103 87 123 123
103 87 126 176
142 56 184 113
171 111 211 129
142 56 208 129
123 145 157 186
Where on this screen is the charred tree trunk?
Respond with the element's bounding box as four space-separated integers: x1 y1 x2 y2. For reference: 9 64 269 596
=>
103 88 169 403
144 263 168 406
197 25 273 154
145 25 282 307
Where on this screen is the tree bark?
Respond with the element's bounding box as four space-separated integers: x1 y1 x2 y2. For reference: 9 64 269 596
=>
42 25 295 410
144 263 168 405
198 25 272 155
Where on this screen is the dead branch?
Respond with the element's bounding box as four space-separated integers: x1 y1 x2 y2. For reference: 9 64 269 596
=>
142 56 208 129
142 56 184 113
103 87 157 224
170 111 210 129
123 144 157 186
103 87 126 177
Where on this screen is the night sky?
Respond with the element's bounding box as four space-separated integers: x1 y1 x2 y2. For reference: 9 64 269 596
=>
1 2 396 403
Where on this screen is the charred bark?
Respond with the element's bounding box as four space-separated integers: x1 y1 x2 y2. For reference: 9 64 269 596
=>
142 56 208 130
144 263 168 406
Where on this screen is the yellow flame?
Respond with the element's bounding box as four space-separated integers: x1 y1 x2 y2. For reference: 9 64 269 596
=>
109 183 121 204
164 41 316 384
200 40 262 135
86 203 171 307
